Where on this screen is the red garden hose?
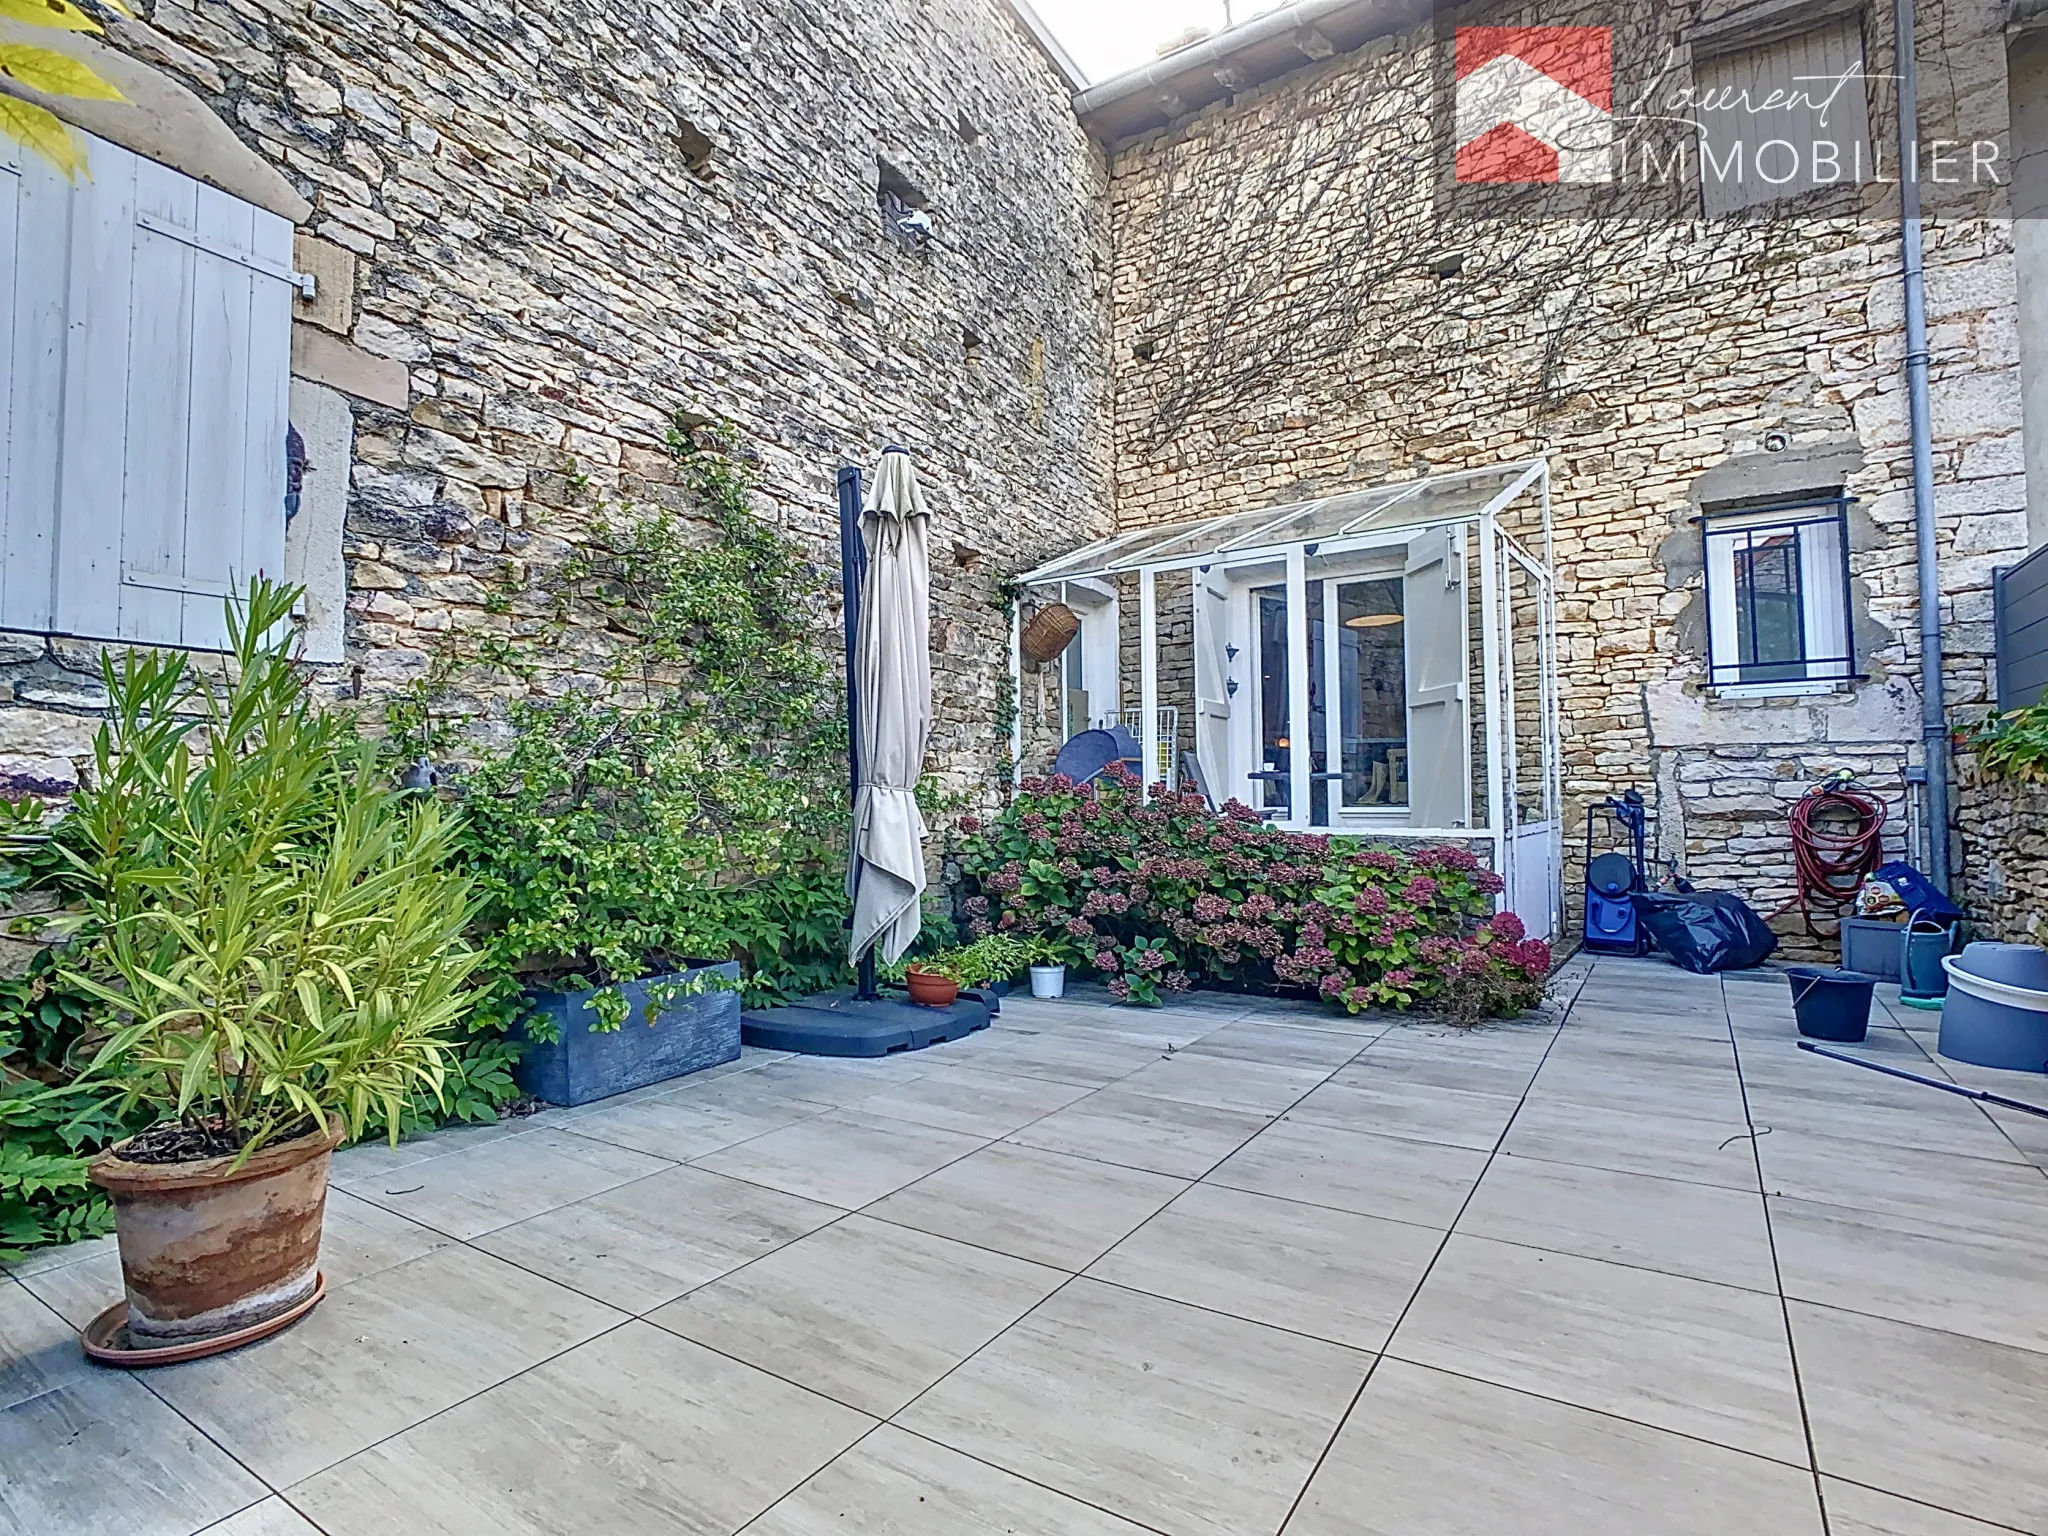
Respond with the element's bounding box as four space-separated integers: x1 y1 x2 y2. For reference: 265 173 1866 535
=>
1780 776 1888 935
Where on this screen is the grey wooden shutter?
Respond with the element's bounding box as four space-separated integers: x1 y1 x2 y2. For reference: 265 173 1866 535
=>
1695 18 1872 216
1 129 294 651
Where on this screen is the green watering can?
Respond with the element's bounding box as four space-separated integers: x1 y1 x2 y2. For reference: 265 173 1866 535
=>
1900 911 1959 1009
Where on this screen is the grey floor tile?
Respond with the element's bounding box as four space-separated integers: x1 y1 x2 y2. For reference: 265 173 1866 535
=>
339 1127 675 1239
1524 1058 1750 1121
1986 1106 2048 1171
1822 1479 2020 1534
474 1165 841 1313
690 1109 986 1209
899 1277 1370 1536
1181 1021 1367 1070
1756 1131 2048 1237
663 1067 841 1120
742 1056 934 1106
195 1500 326 1535
1113 1051 1332 1115
1772 1195 2048 1354
292 1321 872 1536
1792 1300 2048 1533
1285 1358 1825 1536
1500 1096 1763 1191
1007 1086 1273 1178
1336 1043 1541 1099
1740 1088 2033 1165
648 1214 1064 1416
1289 1077 1522 1151
147 1244 624 1487
853 1065 1093 1138
1089 1182 1439 1350
0 1230 118 1280
866 1141 1186 1270
1 1367 267 1536
327 1117 539 1185
1206 1117 1490 1229
1459 1155 1778 1291
552 1091 827 1162
0 1277 86 1412
1389 1234 1808 1464
941 1031 1164 1087
748 1423 1155 1535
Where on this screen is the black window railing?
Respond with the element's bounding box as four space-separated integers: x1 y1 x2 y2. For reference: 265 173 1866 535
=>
1700 496 1858 689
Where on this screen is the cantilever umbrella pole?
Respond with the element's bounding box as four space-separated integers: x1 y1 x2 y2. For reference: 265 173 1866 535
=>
838 465 879 1001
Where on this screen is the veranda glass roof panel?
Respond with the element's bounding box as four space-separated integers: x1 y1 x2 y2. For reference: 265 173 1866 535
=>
1016 462 1543 584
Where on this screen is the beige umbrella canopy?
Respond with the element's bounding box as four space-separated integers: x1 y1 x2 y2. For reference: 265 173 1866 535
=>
848 449 932 965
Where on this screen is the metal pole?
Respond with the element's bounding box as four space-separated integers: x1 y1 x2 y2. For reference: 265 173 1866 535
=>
1896 0 1953 892
839 466 879 1001
1797 1042 2048 1117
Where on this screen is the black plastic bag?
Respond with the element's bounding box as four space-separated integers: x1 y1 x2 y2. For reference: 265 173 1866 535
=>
1630 891 1779 974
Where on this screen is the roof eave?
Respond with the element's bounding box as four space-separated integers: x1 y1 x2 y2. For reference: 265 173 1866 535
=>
1072 0 1432 145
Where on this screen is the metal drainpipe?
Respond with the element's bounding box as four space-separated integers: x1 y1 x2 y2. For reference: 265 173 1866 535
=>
1896 0 1953 892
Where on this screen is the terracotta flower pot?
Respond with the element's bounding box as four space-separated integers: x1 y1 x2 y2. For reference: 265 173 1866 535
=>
89 1117 345 1346
904 967 961 1008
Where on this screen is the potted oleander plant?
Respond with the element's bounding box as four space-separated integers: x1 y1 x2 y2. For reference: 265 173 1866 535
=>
54 582 479 1360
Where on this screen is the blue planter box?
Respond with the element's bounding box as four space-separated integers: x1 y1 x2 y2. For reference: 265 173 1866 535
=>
513 961 742 1108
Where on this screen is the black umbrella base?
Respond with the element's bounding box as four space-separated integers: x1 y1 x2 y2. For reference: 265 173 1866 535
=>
741 988 994 1058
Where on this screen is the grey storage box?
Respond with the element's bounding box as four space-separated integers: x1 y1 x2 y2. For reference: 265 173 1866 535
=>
1839 916 1906 983
514 961 742 1107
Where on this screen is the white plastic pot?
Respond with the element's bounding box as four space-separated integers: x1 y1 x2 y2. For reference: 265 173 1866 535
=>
1029 965 1067 1000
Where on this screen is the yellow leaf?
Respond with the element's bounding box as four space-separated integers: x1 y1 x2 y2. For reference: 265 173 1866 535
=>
0 0 101 33
0 43 125 101
0 94 84 178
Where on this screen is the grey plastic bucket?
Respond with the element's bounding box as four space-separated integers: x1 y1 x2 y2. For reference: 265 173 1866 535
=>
1939 955 2048 1074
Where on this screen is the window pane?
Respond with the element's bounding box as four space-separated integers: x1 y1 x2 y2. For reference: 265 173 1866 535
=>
1336 580 1408 808
1735 532 1807 683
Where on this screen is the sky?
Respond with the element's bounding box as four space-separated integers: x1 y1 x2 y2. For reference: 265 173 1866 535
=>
1027 0 1290 84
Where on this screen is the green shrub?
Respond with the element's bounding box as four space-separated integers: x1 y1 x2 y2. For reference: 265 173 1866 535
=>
1960 706 2048 784
956 769 1549 1015
52 581 483 1159
433 421 852 1026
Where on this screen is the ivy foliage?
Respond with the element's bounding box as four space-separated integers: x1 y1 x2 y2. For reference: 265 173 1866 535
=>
1961 705 2048 785
0 952 144 1260
440 420 853 1024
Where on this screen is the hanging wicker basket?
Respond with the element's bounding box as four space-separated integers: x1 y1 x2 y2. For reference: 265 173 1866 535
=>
1020 602 1080 665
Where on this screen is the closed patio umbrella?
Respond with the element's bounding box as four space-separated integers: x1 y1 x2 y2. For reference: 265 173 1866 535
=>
847 448 932 965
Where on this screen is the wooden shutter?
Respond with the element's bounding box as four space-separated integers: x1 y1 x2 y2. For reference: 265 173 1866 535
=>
1695 19 1873 216
0 129 294 651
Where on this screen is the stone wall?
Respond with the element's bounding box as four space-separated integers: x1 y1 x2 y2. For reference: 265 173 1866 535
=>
0 0 1112 816
1955 755 2048 940
1100 1 2028 947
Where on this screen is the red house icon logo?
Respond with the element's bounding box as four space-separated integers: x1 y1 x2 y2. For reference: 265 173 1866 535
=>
1455 27 1615 184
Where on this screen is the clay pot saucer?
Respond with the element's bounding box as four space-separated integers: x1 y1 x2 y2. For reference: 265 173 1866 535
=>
81 1273 326 1368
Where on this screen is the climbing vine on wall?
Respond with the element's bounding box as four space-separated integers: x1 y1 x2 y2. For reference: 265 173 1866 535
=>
389 417 852 1024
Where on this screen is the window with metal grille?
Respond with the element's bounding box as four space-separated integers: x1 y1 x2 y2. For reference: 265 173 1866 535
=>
1701 497 1857 691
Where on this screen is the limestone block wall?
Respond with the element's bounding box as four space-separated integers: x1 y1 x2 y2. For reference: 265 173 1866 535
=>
1955 756 2048 939
0 0 1112 816
1101 1 2029 943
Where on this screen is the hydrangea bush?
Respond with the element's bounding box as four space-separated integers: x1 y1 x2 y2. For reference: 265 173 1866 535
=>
954 771 1550 1017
